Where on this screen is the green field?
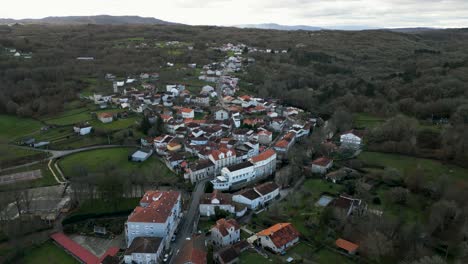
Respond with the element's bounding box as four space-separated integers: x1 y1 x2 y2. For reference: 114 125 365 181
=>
354 113 385 129
312 248 355 264
18 241 79 264
252 179 344 238
0 115 42 142
58 148 176 181
359 151 468 180
41 108 92 126
90 116 140 132
0 145 45 162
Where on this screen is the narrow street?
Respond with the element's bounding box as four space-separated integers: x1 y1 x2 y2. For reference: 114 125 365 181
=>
170 179 207 263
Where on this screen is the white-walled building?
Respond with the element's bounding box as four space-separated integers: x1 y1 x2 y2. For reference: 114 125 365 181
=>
257 129 273 145
97 112 113 123
214 109 230 121
249 149 277 179
311 157 334 174
211 218 240 248
256 223 300 254
73 124 92 135
125 191 181 249
199 191 247 218
209 148 237 173
233 182 280 210
212 161 256 191
124 237 164 264
184 160 216 183
340 130 363 147
181 108 195 119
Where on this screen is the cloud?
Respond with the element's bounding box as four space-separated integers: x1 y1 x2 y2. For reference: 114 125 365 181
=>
0 0 467 28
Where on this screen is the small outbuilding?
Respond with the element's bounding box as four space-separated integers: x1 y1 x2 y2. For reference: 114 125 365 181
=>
131 149 153 162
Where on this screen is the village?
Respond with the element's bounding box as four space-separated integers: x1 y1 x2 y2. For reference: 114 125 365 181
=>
2 42 368 264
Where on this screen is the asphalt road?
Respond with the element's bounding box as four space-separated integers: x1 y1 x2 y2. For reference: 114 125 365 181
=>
171 179 207 263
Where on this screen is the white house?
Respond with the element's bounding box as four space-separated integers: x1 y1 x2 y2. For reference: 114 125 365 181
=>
73 124 92 135
212 161 256 191
208 148 237 173
250 149 277 179
199 191 246 218
181 108 195 119
97 112 113 123
311 157 333 174
124 237 164 264
257 129 273 145
211 218 240 248
214 109 230 121
340 130 363 147
125 191 181 249
233 181 280 210
184 160 215 183
256 223 300 254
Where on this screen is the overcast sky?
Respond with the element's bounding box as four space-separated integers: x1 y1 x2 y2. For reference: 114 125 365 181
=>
2 0 467 28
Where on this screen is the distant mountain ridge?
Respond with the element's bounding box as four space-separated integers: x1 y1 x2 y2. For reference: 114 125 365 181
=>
0 15 177 25
235 23 323 31
234 23 442 32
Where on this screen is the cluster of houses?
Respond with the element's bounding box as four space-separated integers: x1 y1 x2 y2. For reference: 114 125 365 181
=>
2 47 32 59
61 42 371 263
215 42 288 55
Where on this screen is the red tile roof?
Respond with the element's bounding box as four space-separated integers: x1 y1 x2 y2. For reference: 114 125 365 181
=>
98 112 113 118
275 140 289 148
336 238 359 253
312 157 333 167
257 223 300 249
181 108 194 113
250 149 276 163
128 191 180 223
99 247 120 263
213 218 240 237
51 232 99 264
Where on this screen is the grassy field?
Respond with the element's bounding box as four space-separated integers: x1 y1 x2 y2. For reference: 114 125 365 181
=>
41 108 92 126
354 112 442 132
354 113 385 129
0 145 45 161
90 116 140 132
312 248 355 264
359 151 468 180
18 241 79 264
0 115 42 143
240 243 327 264
251 179 344 238
58 148 176 181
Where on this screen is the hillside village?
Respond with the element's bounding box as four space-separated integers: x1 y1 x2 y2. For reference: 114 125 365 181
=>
1 40 439 264
50 43 362 263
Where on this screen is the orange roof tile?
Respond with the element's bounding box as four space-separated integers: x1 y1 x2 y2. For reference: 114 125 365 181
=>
128 191 180 223
312 157 333 167
181 108 194 113
250 149 276 163
275 140 289 148
336 238 359 252
257 223 300 248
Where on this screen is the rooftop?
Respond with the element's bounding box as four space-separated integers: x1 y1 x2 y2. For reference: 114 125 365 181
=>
257 223 300 249
128 191 180 223
125 237 163 254
226 161 254 172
